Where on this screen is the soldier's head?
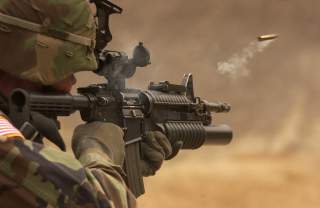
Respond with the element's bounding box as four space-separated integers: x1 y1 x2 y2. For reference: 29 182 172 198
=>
0 0 120 94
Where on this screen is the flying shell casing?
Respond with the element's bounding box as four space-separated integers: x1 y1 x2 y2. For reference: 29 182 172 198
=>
257 34 278 41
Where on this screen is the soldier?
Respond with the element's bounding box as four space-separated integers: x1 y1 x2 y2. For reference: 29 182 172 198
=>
0 0 172 207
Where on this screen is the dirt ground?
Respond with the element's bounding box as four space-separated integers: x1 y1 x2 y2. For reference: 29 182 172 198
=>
138 151 320 208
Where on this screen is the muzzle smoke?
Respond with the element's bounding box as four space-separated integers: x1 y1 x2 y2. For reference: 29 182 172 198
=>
217 40 275 77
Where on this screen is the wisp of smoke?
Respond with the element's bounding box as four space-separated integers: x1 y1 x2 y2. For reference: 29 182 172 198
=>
217 40 275 77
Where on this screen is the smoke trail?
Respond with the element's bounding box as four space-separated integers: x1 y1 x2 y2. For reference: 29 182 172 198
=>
217 40 275 77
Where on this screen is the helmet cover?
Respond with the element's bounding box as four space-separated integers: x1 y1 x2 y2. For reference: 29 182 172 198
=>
0 0 97 85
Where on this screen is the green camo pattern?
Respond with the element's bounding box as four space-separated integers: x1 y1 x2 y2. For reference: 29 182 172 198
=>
0 136 136 207
0 0 97 85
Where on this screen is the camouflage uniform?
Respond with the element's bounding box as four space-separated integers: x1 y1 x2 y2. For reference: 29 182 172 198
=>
0 113 136 208
0 0 137 207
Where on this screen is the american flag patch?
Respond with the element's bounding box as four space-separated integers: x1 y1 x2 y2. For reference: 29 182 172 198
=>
0 116 24 140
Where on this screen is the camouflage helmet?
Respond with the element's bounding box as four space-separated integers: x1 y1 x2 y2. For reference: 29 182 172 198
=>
0 0 97 85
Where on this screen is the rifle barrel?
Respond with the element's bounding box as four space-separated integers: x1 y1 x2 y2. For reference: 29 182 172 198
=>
204 101 231 113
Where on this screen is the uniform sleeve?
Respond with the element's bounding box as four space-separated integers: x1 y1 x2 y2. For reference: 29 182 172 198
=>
0 115 136 208
78 149 137 208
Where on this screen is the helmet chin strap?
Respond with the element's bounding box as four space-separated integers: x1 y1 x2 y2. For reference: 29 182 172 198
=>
0 12 95 47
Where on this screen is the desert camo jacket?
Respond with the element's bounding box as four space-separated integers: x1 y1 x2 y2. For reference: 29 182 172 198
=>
0 111 136 208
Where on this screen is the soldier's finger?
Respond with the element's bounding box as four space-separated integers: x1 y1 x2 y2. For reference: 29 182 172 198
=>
143 132 165 156
140 160 156 177
153 131 173 159
141 142 164 162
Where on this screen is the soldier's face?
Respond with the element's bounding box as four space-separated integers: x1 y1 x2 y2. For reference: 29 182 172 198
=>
51 75 77 93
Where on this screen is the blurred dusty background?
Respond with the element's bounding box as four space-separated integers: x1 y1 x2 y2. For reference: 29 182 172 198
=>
60 0 320 207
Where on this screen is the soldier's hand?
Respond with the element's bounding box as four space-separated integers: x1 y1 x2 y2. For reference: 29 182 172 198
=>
72 122 125 166
140 131 173 177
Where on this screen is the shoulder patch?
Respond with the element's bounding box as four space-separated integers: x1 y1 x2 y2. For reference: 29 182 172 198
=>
0 116 24 140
